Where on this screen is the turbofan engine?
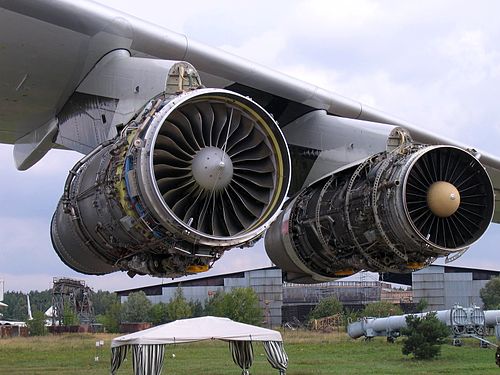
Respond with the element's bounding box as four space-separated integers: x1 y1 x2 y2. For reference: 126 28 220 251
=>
265 144 494 283
51 88 290 277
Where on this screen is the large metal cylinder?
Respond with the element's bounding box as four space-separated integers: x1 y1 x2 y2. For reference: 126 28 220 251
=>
51 88 291 277
484 310 500 326
348 306 496 340
265 144 494 283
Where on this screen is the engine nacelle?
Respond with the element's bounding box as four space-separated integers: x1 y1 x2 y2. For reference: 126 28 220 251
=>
265 144 494 283
51 88 290 277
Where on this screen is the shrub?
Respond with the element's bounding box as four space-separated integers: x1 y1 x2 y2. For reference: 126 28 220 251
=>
363 301 403 318
401 312 449 360
309 297 343 320
26 311 47 336
415 298 429 312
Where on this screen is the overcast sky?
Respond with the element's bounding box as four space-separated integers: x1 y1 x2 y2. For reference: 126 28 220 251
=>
2 0 500 293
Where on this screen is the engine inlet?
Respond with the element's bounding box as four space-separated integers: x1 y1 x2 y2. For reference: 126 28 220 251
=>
404 146 492 249
148 92 288 239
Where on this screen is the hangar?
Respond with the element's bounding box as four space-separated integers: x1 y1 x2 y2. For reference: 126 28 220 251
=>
382 264 500 311
115 267 412 325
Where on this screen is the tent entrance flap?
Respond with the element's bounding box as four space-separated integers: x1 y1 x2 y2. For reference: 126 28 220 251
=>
230 340 254 375
132 344 164 375
264 341 289 374
111 346 128 375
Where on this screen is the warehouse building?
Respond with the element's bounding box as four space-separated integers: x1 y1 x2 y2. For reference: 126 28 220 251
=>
116 267 411 326
411 265 500 311
282 280 412 322
118 265 500 324
116 267 283 327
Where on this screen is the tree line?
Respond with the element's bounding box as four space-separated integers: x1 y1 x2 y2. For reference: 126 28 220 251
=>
1 290 52 321
1 287 263 333
113 287 262 332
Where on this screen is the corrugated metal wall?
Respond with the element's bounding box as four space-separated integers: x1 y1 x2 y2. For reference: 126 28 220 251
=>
143 269 283 327
413 266 488 310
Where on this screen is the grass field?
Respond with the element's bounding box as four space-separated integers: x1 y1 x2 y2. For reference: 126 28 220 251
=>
0 330 499 374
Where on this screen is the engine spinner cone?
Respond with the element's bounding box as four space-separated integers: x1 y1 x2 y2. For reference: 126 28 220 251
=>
426 181 461 217
192 146 233 191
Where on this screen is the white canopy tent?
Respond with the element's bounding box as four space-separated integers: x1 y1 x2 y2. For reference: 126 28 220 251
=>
111 316 288 375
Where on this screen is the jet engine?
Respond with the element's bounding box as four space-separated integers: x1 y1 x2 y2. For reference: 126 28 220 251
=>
51 88 291 277
265 144 494 283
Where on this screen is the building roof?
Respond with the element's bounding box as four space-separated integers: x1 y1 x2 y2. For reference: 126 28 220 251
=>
381 264 500 286
115 266 279 296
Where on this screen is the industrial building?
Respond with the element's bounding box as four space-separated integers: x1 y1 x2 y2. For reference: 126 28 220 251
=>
116 264 500 325
116 267 411 326
116 267 283 327
282 280 412 322
411 265 500 311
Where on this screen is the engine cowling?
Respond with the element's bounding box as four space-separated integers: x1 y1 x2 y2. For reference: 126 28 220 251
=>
265 144 494 283
51 88 291 277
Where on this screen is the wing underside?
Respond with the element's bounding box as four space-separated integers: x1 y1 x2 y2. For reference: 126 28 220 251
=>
1 0 499 222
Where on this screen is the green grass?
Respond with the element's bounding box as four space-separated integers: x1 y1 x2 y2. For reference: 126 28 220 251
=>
0 331 498 374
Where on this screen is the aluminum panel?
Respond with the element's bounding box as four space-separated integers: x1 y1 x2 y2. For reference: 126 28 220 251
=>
444 273 472 281
413 273 445 282
414 289 444 298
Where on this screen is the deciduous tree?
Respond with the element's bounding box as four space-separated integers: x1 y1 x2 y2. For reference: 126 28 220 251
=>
121 291 152 322
150 302 169 325
480 276 500 309
166 288 192 321
363 301 403 318
309 296 343 320
205 288 262 325
62 306 78 326
92 290 119 316
99 300 122 333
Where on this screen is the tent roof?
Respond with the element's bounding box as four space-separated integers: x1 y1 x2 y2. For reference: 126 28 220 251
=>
111 316 282 347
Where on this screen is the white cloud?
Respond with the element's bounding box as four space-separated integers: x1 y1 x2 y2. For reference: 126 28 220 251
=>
291 0 383 36
219 31 288 68
3 0 500 292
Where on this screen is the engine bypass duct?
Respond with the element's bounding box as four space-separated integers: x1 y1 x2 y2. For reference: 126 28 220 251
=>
51 86 291 277
265 144 494 283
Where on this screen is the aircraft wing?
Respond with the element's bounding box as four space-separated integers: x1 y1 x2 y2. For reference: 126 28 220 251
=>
1 1 499 211
1 0 498 282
